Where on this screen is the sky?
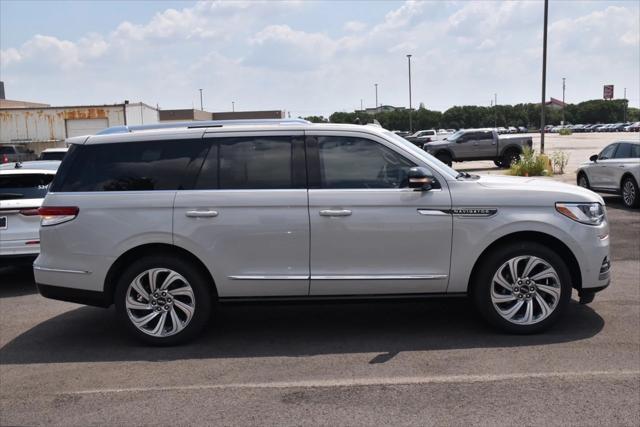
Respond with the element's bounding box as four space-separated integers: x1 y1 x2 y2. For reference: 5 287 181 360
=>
1 0 638 118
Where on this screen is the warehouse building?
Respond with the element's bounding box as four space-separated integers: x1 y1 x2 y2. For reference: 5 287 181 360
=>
158 108 285 122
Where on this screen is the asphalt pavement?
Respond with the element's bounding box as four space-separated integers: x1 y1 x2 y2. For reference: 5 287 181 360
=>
1 195 638 426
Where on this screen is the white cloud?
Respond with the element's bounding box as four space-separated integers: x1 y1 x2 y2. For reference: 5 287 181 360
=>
344 21 367 32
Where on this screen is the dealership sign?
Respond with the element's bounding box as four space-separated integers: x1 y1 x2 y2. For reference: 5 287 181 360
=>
603 85 614 100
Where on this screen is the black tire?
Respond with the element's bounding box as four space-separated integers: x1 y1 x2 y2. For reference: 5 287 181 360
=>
471 241 572 334
494 159 504 168
577 172 590 189
621 175 640 208
501 149 520 168
115 254 212 345
435 151 452 167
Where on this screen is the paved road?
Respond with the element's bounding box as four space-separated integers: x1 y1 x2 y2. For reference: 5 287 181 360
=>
1 195 638 426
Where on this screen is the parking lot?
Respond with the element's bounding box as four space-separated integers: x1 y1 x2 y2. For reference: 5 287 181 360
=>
1 134 639 426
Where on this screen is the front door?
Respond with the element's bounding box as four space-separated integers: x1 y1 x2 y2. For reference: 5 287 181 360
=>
306 133 452 296
453 132 479 160
590 143 618 189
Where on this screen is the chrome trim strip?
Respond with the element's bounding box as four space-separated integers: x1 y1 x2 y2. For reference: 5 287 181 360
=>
417 209 450 216
33 265 91 275
228 275 309 280
311 274 448 280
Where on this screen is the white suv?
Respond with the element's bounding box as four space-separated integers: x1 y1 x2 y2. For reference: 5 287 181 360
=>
35 120 611 345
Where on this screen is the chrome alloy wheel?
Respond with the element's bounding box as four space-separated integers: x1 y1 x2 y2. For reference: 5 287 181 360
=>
578 175 588 188
125 268 196 337
623 180 636 207
490 256 561 325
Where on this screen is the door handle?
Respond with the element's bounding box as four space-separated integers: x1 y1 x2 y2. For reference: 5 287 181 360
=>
185 210 219 218
319 209 352 217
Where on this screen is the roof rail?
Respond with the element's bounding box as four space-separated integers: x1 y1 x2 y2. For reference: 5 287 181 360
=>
95 118 310 135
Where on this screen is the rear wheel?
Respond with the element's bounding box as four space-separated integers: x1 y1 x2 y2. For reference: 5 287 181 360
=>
435 151 452 167
115 255 212 345
471 241 571 334
621 176 639 208
501 149 520 168
577 172 590 189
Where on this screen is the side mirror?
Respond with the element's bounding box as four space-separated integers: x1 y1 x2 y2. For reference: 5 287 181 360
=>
408 167 435 191
589 154 598 162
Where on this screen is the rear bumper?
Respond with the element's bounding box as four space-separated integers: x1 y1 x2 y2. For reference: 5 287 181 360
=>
0 239 40 257
36 283 110 307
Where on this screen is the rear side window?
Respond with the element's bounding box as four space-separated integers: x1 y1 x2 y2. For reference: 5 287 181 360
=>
196 136 305 190
613 143 638 159
630 144 640 158
0 173 54 200
0 147 14 154
53 140 208 192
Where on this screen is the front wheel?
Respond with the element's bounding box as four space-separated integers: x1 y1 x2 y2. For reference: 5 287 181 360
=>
622 176 639 208
577 172 590 189
115 255 212 345
471 242 572 334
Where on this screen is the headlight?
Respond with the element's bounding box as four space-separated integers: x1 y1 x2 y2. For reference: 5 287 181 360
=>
555 202 605 225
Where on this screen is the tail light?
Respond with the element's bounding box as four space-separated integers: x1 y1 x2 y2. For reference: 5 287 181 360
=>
37 206 79 226
19 208 40 216
2 154 8 163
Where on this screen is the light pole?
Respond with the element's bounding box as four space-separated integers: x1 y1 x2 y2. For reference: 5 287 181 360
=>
199 88 203 111
540 0 549 154
232 101 235 112
624 87 627 122
494 93 497 128
374 83 379 112
407 54 413 133
562 77 566 125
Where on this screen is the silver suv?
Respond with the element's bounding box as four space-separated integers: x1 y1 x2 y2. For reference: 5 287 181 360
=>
35 120 611 345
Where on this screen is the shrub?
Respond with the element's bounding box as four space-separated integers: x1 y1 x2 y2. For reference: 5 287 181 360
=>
559 128 573 135
510 147 550 177
551 150 570 174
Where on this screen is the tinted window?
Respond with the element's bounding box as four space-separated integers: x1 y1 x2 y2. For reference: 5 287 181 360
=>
196 136 303 190
0 173 54 200
481 131 493 139
630 144 640 158
613 143 636 159
55 140 208 192
599 144 617 160
0 147 14 154
317 136 415 189
40 151 67 161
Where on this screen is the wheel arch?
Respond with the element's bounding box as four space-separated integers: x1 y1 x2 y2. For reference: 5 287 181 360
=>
499 144 524 156
103 243 218 306
434 148 455 161
467 231 582 294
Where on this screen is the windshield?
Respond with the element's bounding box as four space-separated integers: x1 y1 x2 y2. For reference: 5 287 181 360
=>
382 130 459 178
0 173 54 200
40 151 67 161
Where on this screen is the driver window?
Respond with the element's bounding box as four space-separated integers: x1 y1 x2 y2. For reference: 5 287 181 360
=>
599 144 617 160
317 136 416 189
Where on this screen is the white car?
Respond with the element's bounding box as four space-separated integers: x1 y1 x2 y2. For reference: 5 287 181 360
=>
0 163 59 265
34 120 610 345
577 140 640 208
39 147 69 161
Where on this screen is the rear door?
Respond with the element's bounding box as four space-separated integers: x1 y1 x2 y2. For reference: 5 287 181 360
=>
473 130 497 158
173 131 310 297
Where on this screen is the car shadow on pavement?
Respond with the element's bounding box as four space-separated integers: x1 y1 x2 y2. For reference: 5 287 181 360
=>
0 296 604 365
0 266 38 297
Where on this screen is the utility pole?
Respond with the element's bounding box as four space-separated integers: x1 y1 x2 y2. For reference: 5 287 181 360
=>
540 0 549 154
562 77 566 125
624 87 627 122
360 99 363 111
407 54 413 133
199 88 203 111
232 101 235 112
374 83 379 112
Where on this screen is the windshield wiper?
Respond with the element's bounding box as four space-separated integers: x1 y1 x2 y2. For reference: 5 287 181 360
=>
0 193 25 200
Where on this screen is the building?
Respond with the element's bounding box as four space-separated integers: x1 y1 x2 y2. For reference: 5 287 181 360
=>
545 97 567 110
158 108 285 122
356 105 407 115
0 101 159 153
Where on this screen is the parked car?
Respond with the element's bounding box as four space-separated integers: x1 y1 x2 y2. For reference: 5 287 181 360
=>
38 147 69 161
404 129 438 145
577 141 640 208
517 126 528 133
33 120 610 344
0 145 38 163
423 128 533 167
0 162 59 266
625 122 640 132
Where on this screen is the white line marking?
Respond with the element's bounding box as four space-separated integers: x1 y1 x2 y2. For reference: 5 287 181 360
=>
66 370 640 396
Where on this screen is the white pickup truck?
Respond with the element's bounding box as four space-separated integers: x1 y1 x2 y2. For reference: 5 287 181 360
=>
423 128 533 168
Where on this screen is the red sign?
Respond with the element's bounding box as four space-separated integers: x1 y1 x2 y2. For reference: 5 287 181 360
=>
603 85 614 100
